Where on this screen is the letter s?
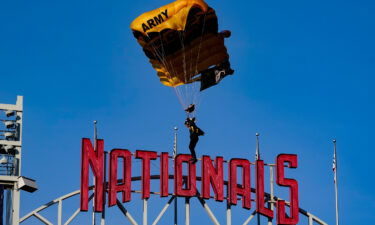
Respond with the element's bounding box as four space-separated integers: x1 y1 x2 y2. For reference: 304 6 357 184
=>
276 154 299 225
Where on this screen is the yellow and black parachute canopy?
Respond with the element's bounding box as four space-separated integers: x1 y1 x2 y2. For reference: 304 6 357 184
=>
131 0 230 87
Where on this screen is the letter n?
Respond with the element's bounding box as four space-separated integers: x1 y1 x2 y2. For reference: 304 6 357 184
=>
80 138 104 212
201 156 224 201
276 154 299 225
108 149 132 206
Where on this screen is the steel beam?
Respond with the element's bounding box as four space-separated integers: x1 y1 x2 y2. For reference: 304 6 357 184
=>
143 199 148 225
116 199 139 225
268 166 275 225
185 198 190 225
64 208 81 225
58 200 62 225
18 173 330 225
242 210 257 225
226 204 231 225
152 196 175 225
34 212 53 225
197 197 220 225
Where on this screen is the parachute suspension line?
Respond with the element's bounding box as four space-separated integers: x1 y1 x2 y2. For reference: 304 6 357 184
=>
192 11 209 114
178 10 209 117
159 31 188 108
154 30 188 110
171 29 189 109
163 4 188 109
145 32 186 110
188 36 197 118
178 29 191 110
138 8 210 115
166 44 188 108
157 31 186 108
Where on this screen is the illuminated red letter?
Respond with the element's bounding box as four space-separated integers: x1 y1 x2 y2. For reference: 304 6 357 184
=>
80 138 104 212
160 152 169 197
174 154 197 197
276 154 299 225
136 150 158 199
256 160 274 218
201 156 224 201
108 149 132 207
229 158 251 209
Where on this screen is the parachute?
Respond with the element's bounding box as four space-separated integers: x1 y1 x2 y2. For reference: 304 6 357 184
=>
131 0 233 112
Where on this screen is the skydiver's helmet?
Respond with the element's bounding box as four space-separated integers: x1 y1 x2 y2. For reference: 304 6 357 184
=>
184 119 190 127
184 117 196 127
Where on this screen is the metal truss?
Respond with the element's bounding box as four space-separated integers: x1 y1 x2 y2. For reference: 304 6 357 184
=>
20 175 328 225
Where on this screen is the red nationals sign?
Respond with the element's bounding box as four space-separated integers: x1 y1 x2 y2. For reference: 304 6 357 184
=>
80 138 299 225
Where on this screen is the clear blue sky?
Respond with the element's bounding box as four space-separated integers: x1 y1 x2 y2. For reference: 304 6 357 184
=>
0 0 374 224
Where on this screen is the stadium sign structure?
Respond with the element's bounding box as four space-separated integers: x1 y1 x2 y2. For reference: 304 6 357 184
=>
80 138 299 225
0 96 330 225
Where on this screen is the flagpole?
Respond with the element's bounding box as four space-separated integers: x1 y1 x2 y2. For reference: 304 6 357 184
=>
173 126 178 225
255 133 260 225
92 121 98 225
333 139 339 225
255 133 260 160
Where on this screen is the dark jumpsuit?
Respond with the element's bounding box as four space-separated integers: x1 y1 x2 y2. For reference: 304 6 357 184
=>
187 122 204 160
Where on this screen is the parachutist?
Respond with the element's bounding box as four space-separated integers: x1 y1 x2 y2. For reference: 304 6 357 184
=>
184 117 204 164
185 104 195 113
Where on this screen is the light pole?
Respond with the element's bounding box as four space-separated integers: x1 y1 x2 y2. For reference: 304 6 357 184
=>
0 96 37 225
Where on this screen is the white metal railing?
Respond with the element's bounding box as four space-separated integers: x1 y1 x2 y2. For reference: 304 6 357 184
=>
20 174 328 225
